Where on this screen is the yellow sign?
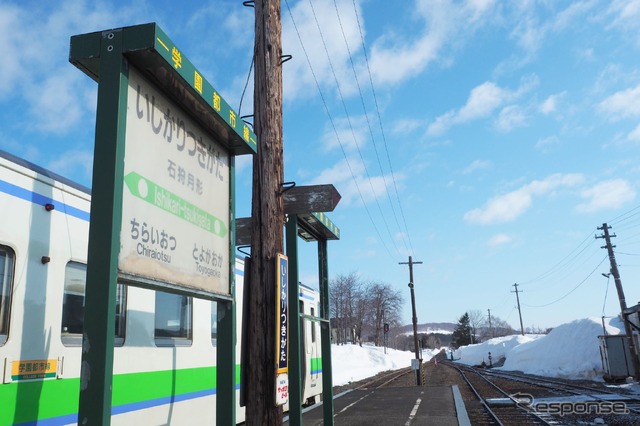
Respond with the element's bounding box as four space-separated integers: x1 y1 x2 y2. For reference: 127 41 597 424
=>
12 359 57 381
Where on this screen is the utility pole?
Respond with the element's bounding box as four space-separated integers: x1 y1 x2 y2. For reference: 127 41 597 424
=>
512 283 524 336
247 0 284 424
597 223 640 380
399 256 423 385
487 309 493 338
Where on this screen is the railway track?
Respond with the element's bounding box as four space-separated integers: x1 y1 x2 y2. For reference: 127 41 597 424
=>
435 360 640 425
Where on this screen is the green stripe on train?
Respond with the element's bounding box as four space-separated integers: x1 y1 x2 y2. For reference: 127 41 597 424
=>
310 357 322 372
0 365 238 425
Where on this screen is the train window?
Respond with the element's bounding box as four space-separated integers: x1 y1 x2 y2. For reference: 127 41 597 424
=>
0 245 15 346
155 291 192 346
211 301 217 345
61 262 127 346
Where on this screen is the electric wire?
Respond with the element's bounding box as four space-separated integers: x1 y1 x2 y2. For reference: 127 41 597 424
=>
306 0 403 259
351 0 416 256
283 0 396 259
332 0 410 256
519 228 596 286
523 255 608 308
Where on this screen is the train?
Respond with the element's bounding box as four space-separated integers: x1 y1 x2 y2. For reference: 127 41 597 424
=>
0 149 323 425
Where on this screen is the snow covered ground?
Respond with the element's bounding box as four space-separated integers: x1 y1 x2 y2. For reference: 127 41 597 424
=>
331 317 635 386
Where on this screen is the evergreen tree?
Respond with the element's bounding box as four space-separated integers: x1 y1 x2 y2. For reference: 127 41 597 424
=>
451 312 472 348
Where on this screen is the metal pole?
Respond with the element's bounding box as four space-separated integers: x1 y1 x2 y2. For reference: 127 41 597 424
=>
285 217 302 426
318 239 334 425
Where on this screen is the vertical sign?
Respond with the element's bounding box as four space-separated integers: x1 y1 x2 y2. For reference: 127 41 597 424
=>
275 254 289 406
118 67 230 295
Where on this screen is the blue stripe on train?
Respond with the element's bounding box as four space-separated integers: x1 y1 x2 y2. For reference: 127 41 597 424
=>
16 387 223 425
0 179 90 222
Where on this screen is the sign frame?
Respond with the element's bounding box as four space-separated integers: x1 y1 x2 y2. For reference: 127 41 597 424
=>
69 23 248 425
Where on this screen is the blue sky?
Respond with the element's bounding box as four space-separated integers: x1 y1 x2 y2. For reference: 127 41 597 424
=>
3 0 640 330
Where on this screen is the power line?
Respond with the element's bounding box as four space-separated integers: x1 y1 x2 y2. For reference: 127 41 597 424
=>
306 0 403 259
351 0 415 256
283 0 397 259
523 255 607 308
332 0 411 256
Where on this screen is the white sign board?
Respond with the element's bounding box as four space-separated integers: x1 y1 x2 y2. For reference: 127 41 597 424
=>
118 67 230 295
275 373 289 406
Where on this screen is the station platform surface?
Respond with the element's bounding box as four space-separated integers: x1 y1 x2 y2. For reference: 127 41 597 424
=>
285 384 470 426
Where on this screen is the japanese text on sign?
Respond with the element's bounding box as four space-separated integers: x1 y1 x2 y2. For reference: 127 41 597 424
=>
276 254 289 374
119 67 230 295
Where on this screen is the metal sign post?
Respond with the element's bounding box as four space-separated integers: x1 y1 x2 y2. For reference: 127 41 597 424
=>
69 23 255 425
286 213 340 426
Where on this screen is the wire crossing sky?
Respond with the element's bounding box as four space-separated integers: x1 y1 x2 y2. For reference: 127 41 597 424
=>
3 0 640 328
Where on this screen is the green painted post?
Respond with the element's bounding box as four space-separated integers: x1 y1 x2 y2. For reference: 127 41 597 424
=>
77 28 128 425
217 155 237 426
286 216 302 425
318 239 334 426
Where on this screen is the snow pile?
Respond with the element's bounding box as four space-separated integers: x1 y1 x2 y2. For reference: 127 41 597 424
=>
453 334 541 366
330 317 627 385
454 317 625 380
331 344 438 386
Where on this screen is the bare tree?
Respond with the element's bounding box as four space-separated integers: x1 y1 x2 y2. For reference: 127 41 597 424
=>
367 282 403 346
330 272 361 344
477 315 516 341
467 309 485 344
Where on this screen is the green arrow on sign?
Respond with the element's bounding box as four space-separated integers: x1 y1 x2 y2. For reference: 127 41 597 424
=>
124 171 227 238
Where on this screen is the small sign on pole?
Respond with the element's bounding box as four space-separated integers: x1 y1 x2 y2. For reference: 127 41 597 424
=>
275 254 289 406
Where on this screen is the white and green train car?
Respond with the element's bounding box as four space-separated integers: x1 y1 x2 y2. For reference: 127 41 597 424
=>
0 150 323 425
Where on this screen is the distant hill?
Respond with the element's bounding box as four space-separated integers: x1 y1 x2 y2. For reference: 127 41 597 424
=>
395 322 456 335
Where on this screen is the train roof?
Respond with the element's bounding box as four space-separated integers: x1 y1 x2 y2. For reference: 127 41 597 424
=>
0 148 91 196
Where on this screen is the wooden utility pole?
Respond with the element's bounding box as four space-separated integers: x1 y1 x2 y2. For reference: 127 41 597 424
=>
512 283 524 336
597 223 640 380
247 0 284 424
399 256 422 386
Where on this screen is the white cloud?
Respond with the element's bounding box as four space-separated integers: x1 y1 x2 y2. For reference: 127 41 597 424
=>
539 91 567 115
282 0 363 101
462 160 492 174
283 0 500 101
535 135 560 152
428 77 537 135
628 124 640 142
310 157 403 206
577 179 636 213
322 115 369 152
464 173 584 225
46 149 94 182
598 84 640 120
488 233 513 247
495 105 527 132
607 0 640 45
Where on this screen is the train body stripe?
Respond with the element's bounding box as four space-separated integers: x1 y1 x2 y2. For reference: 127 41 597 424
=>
0 179 90 222
1 366 224 425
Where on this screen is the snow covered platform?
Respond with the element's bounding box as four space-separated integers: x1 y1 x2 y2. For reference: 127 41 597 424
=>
290 384 469 426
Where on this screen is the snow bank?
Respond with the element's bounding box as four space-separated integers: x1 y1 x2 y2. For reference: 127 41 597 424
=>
331 344 438 386
453 317 625 380
500 318 622 379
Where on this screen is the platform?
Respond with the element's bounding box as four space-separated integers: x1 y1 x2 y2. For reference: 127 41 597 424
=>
285 384 470 426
